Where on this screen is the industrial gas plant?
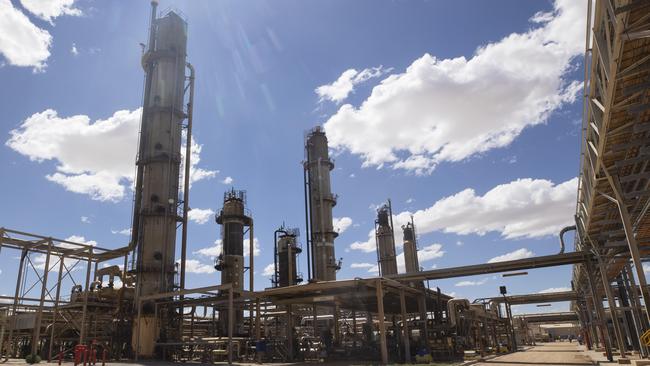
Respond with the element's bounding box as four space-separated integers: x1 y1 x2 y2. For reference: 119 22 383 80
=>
1 0 650 364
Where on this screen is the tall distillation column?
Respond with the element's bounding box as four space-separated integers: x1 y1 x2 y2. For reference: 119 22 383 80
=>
275 227 303 287
375 200 397 276
131 1 188 357
304 127 340 281
215 189 252 335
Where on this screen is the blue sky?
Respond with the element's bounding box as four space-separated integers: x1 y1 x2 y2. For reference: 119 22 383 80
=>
0 0 588 314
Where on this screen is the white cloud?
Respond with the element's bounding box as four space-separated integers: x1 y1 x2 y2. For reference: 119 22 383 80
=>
80 216 90 224
180 259 216 274
349 177 575 253
180 135 218 192
333 217 353 234
111 228 131 236
539 287 571 293
194 237 260 258
194 239 223 258
394 177 578 240
187 208 215 225
71 42 78 56
455 278 489 287
244 237 261 257
20 0 81 23
316 66 389 103
406 198 414 204
488 248 534 263
262 263 275 277
323 0 585 174
396 243 444 272
350 262 379 274
221 176 233 185
7 108 216 202
349 173 355 178
0 0 52 71
456 241 463 246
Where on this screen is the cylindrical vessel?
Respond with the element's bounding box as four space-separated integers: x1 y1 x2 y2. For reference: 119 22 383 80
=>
376 205 397 276
402 223 419 274
305 127 339 281
137 10 187 298
216 189 251 335
133 9 188 357
278 231 302 287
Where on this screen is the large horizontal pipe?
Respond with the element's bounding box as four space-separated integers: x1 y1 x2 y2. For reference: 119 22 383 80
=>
387 251 591 282
488 291 579 305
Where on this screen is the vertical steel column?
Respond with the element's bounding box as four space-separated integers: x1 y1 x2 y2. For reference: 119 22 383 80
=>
287 304 294 361
624 264 648 356
375 279 388 364
605 171 650 324
255 298 261 339
228 287 234 365
79 249 93 344
249 220 254 334
6 249 27 359
598 256 627 358
587 259 614 361
180 63 195 293
32 240 52 356
399 290 411 363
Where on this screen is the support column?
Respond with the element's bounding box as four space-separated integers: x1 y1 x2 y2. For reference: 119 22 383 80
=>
6 249 27 359
228 287 234 365
287 304 294 361
399 290 411 363
624 264 648 356
375 279 388 364
255 298 261 339
598 256 627 358
32 241 52 356
79 249 93 344
587 259 614 361
49 256 65 359
605 171 650 325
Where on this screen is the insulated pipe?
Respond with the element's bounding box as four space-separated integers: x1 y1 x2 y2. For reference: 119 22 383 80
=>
130 0 158 269
559 225 576 254
273 228 288 287
180 62 195 292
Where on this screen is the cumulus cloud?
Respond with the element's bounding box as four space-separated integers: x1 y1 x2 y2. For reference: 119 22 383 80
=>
539 287 571 293
350 262 379 274
0 0 52 71
6 108 216 202
221 176 233 185
80 216 90 224
111 228 131 236
262 263 275 277
194 238 260 258
323 0 585 174
180 259 216 274
316 66 389 103
396 244 444 272
455 278 489 287
349 177 576 253
20 0 81 23
194 239 223 258
488 248 534 263
71 43 78 56
333 217 353 234
393 177 578 240
187 208 215 225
